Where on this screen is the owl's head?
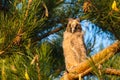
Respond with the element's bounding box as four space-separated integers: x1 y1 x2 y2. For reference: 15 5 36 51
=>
66 18 82 33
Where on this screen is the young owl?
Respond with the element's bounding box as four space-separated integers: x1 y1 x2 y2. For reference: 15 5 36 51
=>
62 18 87 72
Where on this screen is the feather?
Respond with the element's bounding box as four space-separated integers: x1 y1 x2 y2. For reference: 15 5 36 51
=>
63 18 87 72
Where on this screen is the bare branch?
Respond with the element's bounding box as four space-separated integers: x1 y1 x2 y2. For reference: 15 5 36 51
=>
105 68 120 76
33 26 64 43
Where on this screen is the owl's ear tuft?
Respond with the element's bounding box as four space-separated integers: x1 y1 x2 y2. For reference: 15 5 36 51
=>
68 18 73 21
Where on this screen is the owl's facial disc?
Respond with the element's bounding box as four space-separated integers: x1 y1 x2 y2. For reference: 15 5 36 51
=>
70 20 79 33
67 18 81 33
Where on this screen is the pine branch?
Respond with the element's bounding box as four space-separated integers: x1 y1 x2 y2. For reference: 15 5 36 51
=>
61 40 120 80
33 26 64 43
105 68 120 76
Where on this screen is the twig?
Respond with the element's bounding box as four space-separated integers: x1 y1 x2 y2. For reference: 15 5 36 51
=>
0 51 5 55
105 68 120 76
42 2 49 17
33 26 64 43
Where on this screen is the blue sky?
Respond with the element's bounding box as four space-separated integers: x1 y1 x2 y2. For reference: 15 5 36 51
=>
81 20 116 55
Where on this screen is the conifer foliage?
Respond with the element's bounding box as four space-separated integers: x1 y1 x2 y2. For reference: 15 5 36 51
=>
0 0 63 80
0 0 120 80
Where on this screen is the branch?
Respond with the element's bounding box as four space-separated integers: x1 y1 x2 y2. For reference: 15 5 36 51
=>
105 68 120 76
61 40 120 80
33 26 64 43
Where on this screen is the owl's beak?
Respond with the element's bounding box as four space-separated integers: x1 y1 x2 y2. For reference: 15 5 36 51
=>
71 27 75 33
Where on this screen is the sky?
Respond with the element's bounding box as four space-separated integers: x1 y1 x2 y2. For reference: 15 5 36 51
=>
81 20 116 55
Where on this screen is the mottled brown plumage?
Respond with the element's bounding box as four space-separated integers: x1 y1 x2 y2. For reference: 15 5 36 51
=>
63 18 87 72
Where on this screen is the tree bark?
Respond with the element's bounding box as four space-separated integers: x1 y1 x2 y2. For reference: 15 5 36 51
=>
61 40 120 80
33 26 64 43
105 68 120 76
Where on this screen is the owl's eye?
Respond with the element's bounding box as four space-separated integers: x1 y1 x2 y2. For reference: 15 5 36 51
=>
75 24 79 29
69 24 71 28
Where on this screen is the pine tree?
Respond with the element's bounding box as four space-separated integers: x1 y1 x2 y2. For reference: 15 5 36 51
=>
0 0 64 80
1 0 120 80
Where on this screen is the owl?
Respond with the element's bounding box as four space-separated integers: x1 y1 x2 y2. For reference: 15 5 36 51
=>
62 18 87 72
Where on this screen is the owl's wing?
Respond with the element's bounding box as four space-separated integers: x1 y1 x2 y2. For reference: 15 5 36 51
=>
63 31 80 71
71 32 87 61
